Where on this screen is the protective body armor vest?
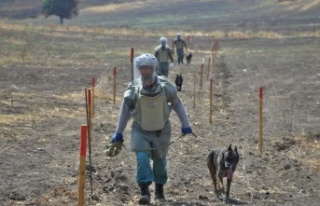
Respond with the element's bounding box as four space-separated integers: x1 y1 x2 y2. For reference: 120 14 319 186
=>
131 84 170 131
175 40 184 49
157 48 170 63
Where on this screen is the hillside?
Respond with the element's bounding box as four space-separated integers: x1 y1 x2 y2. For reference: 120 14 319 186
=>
1 0 320 33
0 0 130 19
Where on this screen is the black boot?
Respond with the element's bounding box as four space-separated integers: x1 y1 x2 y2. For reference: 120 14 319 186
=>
155 183 166 202
138 183 150 205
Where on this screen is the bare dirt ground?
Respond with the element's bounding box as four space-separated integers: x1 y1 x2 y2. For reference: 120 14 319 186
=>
1 33 320 206
0 1 320 205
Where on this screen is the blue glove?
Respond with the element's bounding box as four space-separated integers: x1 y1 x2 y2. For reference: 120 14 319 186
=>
181 127 192 135
112 133 124 143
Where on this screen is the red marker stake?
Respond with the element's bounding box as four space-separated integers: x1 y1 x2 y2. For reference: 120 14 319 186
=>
78 125 87 206
87 89 92 142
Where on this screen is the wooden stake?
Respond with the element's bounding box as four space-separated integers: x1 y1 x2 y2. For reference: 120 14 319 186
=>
113 67 117 104
193 71 196 109
85 88 93 195
130 48 134 81
209 78 213 124
199 63 204 91
91 77 95 118
207 57 211 81
259 87 263 155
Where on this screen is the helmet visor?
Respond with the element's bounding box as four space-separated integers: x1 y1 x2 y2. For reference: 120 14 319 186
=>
133 53 158 85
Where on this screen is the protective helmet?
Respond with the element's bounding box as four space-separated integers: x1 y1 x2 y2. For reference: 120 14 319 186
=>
134 53 158 84
136 53 158 70
160 37 167 46
177 33 181 40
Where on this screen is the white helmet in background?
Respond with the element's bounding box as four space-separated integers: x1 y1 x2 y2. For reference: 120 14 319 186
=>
134 53 158 84
177 33 181 40
160 37 167 47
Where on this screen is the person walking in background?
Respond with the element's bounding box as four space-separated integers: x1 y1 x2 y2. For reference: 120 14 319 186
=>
111 53 193 205
155 37 174 77
173 33 188 65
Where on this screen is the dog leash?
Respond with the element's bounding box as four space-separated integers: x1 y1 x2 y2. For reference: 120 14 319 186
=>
121 132 197 152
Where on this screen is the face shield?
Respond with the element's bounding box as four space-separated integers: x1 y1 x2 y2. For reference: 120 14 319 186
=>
133 53 158 85
177 33 181 40
160 37 167 48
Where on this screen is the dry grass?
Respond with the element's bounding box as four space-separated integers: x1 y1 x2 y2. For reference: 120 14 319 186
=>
283 134 320 171
281 0 320 11
294 134 320 170
0 105 85 124
81 2 145 14
0 91 86 124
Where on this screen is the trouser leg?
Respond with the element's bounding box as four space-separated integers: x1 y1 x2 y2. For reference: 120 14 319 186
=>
177 49 184 64
153 157 167 201
153 157 167 184
136 152 152 204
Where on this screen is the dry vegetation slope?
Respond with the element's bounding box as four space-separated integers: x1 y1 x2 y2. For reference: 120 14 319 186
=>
1 0 320 28
0 0 320 206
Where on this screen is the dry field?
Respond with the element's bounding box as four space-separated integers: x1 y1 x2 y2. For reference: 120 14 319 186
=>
0 0 320 205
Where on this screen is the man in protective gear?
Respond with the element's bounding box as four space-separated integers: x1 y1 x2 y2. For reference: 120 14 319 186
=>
154 37 174 77
173 33 188 65
111 53 193 205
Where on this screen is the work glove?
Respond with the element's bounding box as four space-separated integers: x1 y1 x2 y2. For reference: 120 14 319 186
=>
112 133 124 143
169 63 174 69
181 127 193 135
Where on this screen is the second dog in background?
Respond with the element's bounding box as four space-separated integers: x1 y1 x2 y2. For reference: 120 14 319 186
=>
186 53 193 64
175 73 183 91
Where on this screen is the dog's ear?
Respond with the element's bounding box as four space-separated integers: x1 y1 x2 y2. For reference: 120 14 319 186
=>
228 144 232 151
234 146 238 153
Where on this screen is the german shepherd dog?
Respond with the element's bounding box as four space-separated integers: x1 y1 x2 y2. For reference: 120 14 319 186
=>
175 73 183 91
207 144 239 202
186 53 192 64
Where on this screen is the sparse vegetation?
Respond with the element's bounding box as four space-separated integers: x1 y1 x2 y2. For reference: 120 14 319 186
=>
0 1 319 206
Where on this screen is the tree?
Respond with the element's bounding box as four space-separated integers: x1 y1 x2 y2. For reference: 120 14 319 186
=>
42 0 79 25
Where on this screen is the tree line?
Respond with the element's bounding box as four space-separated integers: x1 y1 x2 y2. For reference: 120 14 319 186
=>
42 0 124 24
42 0 79 24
